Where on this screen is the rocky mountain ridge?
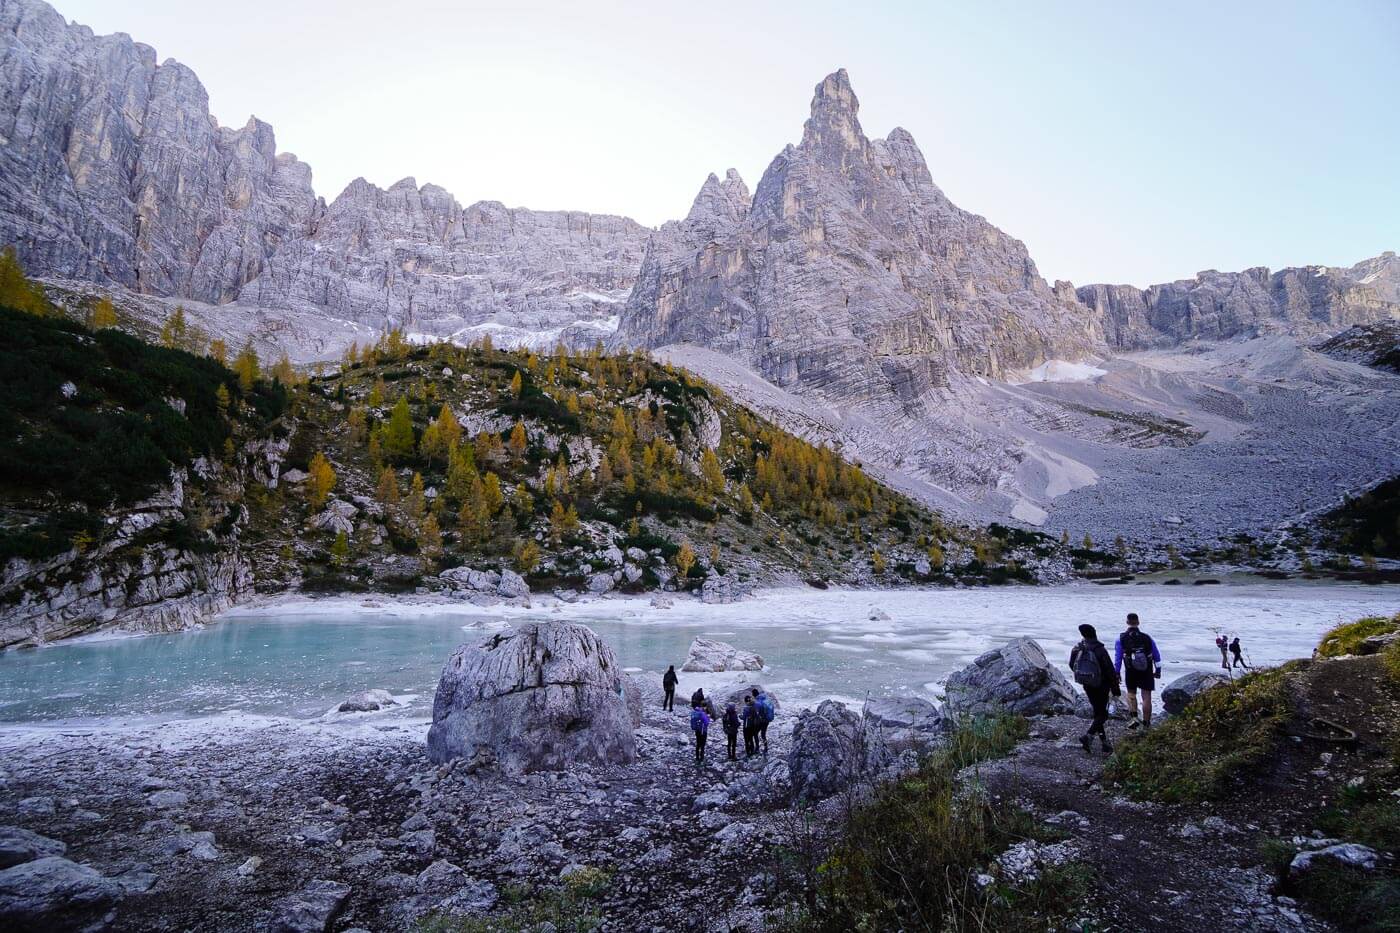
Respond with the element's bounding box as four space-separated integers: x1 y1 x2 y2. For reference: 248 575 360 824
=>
0 0 650 349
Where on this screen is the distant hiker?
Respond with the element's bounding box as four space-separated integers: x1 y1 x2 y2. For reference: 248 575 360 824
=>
741 695 761 757
1114 612 1162 730
722 703 741 761
1070 623 1120 753
690 705 711 765
751 687 774 754
1230 637 1249 669
690 687 706 710
662 666 678 711
1215 634 1230 670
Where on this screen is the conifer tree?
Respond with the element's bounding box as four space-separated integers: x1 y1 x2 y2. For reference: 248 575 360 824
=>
459 477 490 546
347 408 367 444
508 421 528 457
674 542 696 580
330 530 350 568
207 338 228 366
1082 533 1094 550
513 539 542 574
384 397 416 461
0 247 50 316
367 377 385 408
233 341 260 392
701 449 725 495
90 297 118 329
483 472 504 515
871 549 886 575
418 514 443 561
376 467 400 508
307 452 336 510
509 370 523 398
215 383 231 414
406 472 427 523
444 446 478 505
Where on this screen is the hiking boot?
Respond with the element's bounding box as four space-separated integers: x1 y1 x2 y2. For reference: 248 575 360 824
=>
1127 717 1142 731
1100 736 1113 753
1079 734 1092 753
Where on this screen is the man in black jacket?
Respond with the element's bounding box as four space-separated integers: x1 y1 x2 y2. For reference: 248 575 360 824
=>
1069 623 1121 753
662 665 678 711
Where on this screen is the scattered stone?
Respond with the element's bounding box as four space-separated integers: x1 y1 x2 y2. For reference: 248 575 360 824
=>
586 572 615 595
0 857 122 931
15 798 55 819
1289 843 1380 877
237 856 262 877
337 689 398 713
268 879 351 933
0 827 66 870
680 637 764 672
147 790 189 809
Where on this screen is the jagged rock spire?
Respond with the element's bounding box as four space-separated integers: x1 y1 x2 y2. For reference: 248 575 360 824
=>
801 68 866 153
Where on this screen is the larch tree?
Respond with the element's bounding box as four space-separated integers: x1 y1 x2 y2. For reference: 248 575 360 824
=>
508 421 528 457
384 397 416 461
233 341 260 392
307 452 336 511
90 297 118 329
674 542 696 580
376 467 400 508
207 338 228 366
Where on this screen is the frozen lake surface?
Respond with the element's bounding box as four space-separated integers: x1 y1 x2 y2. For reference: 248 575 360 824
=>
0 583 1395 728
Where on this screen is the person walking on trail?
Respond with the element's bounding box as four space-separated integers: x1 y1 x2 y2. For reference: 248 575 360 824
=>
690 705 711 766
690 687 706 710
1070 623 1120 753
1215 634 1230 670
1114 612 1162 730
741 695 761 757
662 666 678 711
751 688 774 754
722 703 741 761
1230 637 1250 669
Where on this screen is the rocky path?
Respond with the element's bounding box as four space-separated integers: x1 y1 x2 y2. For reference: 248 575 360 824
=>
974 714 1330 933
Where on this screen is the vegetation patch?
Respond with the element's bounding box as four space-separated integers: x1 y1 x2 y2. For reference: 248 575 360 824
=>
419 869 611 932
1317 613 1400 658
1103 667 1294 802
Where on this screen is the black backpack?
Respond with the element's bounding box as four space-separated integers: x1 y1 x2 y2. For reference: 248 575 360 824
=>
1072 642 1103 688
1123 629 1152 672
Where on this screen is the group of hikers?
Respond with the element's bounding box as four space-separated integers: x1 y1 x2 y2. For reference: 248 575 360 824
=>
662 664 775 766
1215 633 1251 669
1068 612 1162 753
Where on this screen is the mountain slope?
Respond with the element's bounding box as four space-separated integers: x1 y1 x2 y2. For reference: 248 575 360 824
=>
0 0 649 350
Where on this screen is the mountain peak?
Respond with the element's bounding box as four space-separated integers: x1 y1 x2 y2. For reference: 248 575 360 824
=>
685 168 750 227
802 68 865 152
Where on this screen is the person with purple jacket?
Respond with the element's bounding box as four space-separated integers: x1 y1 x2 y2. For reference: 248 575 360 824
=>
1114 612 1162 730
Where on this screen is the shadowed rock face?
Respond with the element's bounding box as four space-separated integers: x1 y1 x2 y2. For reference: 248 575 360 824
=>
0 0 650 340
426 622 637 772
1078 252 1400 350
616 69 1101 412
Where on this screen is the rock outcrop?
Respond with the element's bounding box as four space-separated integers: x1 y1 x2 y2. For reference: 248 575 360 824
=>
788 699 887 805
1314 318 1400 374
616 69 1100 410
0 856 123 931
679 638 764 672
943 637 1077 717
1161 672 1231 716
425 622 636 772
0 0 649 348
862 696 946 752
1078 252 1400 350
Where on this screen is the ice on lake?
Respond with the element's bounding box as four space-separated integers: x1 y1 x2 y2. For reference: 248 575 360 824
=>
0 583 1394 728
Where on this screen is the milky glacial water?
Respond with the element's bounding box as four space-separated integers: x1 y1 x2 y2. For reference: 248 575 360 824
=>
0 584 1394 727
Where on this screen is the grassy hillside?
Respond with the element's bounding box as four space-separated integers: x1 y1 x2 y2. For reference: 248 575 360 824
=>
247 333 1047 595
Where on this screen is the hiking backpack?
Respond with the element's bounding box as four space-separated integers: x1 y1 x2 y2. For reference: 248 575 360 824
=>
756 695 775 725
1071 644 1102 688
690 708 708 733
1124 630 1152 672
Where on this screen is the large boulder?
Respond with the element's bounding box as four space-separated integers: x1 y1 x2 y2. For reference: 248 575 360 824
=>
0 857 123 931
268 879 352 933
426 622 636 772
862 696 946 753
680 637 764 672
622 674 643 729
789 700 887 805
1162 672 1231 715
943 638 1077 717
337 689 397 713
700 573 749 604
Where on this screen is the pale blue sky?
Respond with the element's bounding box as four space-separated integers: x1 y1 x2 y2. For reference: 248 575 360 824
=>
54 0 1400 286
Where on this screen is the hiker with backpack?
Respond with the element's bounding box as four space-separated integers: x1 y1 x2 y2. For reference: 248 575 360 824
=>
662 665 678 711
750 687 774 754
690 687 706 710
1069 623 1120 753
1114 612 1162 730
690 704 711 766
1230 637 1249 669
741 695 761 757
1215 634 1230 670
722 703 741 761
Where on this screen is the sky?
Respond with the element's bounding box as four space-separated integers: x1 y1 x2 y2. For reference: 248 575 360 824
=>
53 0 1400 287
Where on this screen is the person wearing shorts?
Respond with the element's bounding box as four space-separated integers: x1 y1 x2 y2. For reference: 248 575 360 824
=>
1114 612 1162 730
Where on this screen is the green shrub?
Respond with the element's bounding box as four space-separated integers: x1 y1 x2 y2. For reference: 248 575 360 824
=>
1317 614 1400 658
1103 666 1294 802
418 872 609 932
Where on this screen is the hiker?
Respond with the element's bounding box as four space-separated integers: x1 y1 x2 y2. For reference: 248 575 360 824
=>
1230 637 1249 669
690 687 706 710
1215 634 1230 670
722 703 740 761
751 687 774 754
741 695 761 757
1069 623 1120 753
1114 612 1162 730
662 665 678 711
690 704 711 765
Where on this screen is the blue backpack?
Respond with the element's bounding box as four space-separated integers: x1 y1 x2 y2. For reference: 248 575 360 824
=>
690 708 709 734
756 694 775 725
